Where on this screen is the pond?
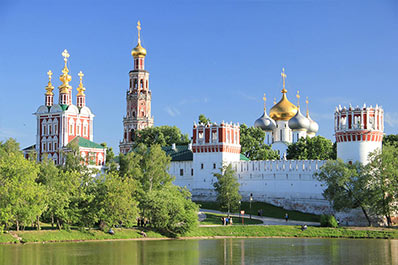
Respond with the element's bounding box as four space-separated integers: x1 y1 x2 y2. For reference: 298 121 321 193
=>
0 238 397 265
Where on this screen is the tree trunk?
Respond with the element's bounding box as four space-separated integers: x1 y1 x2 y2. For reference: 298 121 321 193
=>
51 215 54 228
56 219 61 230
360 206 372 226
16 220 19 232
36 216 40 230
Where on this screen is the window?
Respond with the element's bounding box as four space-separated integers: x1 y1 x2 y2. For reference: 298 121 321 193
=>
280 129 283 141
48 142 51 152
212 131 217 142
54 142 57 151
213 163 216 169
76 123 81 136
201 163 204 169
54 124 58 134
83 123 88 137
42 122 46 135
191 168 194 176
48 124 52 135
42 141 45 152
180 169 184 176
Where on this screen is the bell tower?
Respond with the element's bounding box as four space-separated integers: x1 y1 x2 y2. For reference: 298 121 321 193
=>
120 21 154 154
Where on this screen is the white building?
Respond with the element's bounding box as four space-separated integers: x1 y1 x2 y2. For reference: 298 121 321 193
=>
170 102 384 225
254 69 319 158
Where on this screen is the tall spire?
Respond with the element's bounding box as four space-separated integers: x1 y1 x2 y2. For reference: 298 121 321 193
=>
281 68 287 93
45 70 54 107
137 20 142 45
59 49 72 106
263 93 267 112
306 97 309 117
45 70 54 95
76 71 86 108
77 71 85 96
296 90 300 109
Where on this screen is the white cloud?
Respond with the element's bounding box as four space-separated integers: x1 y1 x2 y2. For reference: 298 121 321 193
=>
384 112 398 127
235 91 258 101
320 96 351 106
164 106 181 117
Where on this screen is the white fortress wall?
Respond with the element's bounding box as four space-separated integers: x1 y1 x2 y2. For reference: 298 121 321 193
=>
171 159 333 215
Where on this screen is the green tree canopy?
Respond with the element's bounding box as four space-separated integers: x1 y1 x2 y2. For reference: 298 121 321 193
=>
141 184 198 236
0 140 46 231
287 136 336 160
213 164 242 214
240 124 279 160
133 126 189 148
365 144 398 226
198 114 211 124
315 159 371 225
383 134 398 147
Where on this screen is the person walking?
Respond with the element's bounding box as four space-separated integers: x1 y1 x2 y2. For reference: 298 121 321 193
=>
285 213 289 222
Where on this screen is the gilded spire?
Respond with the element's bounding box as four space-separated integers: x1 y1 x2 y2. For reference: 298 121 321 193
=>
45 70 54 95
306 97 309 117
296 90 300 108
137 20 142 45
263 93 267 112
77 71 86 96
131 20 147 58
273 97 276 105
59 49 72 93
281 68 287 93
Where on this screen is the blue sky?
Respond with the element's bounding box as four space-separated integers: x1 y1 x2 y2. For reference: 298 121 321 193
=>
1 0 397 153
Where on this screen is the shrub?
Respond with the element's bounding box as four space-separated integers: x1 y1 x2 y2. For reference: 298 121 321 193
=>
320 215 338 228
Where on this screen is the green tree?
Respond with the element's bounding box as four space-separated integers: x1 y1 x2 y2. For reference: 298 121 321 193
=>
287 136 336 160
383 134 398 148
94 173 139 229
198 114 211 124
213 164 242 214
133 126 189 148
315 159 372 226
365 145 398 226
101 143 118 174
0 142 46 231
240 124 279 160
141 184 198 236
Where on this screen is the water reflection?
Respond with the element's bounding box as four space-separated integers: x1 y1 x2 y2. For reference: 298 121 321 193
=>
0 238 397 265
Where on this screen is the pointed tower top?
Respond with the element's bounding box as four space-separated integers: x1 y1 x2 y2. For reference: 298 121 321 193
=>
45 70 54 95
132 20 147 58
281 68 287 93
77 71 86 96
263 93 267 112
59 49 72 93
306 96 309 117
296 90 300 108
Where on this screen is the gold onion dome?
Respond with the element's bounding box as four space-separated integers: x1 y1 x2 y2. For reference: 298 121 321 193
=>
269 68 298 121
131 21 147 58
45 70 54 95
59 49 72 94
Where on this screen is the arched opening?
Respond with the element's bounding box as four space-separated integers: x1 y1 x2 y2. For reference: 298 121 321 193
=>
146 80 148 89
130 129 136 141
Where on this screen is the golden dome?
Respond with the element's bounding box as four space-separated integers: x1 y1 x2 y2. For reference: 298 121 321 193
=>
269 92 298 121
131 43 147 58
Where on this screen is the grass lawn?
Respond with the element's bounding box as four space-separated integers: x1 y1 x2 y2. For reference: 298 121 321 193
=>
0 233 18 244
185 225 398 239
201 212 263 225
196 201 320 223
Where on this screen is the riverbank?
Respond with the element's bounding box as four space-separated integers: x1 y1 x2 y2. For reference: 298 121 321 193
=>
1 225 397 245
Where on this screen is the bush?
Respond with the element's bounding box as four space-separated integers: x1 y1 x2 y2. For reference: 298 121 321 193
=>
320 215 338 228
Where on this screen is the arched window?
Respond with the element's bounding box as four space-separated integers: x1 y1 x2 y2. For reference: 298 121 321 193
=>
76 122 81 136
132 111 136 118
140 80 143 89
130 129 135 141
146 80 148 89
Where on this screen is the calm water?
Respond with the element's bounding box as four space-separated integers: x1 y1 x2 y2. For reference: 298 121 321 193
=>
0 238 397 265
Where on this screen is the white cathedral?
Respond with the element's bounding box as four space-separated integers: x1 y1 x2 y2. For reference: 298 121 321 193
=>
121 22 384 225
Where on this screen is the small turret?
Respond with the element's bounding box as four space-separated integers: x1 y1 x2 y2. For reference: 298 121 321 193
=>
76 71 86 108
58 49 72 107
44 70 54 107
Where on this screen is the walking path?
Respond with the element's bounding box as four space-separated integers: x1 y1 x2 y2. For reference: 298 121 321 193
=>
200 209 320 226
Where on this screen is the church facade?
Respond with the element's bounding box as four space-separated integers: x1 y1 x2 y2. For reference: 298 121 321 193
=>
28 50 106 168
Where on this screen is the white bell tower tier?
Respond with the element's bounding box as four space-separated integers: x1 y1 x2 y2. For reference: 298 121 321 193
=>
334 104 384 164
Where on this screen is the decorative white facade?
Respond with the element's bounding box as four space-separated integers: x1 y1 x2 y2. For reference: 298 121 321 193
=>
254 70 319 158
171 103 384 225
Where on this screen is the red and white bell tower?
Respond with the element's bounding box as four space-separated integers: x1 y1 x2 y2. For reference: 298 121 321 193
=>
120 21 154 154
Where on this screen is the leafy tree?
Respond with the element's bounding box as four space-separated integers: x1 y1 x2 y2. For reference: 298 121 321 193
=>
198 114 211 124
101 142 118 174
213 164 242 214
94 173 138 229
365 144 398 226
133 126 189 148
383 134 398 148
240 124 279 160
0 143 46 231
141 184 198 236
315 159 372 226
287 136 336 160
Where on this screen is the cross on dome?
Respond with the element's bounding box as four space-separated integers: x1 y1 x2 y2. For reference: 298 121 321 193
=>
296 90 300 108
281 68 287 93
137 21 142 44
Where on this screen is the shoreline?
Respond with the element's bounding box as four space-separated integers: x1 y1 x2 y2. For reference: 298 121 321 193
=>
1 225 397 245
